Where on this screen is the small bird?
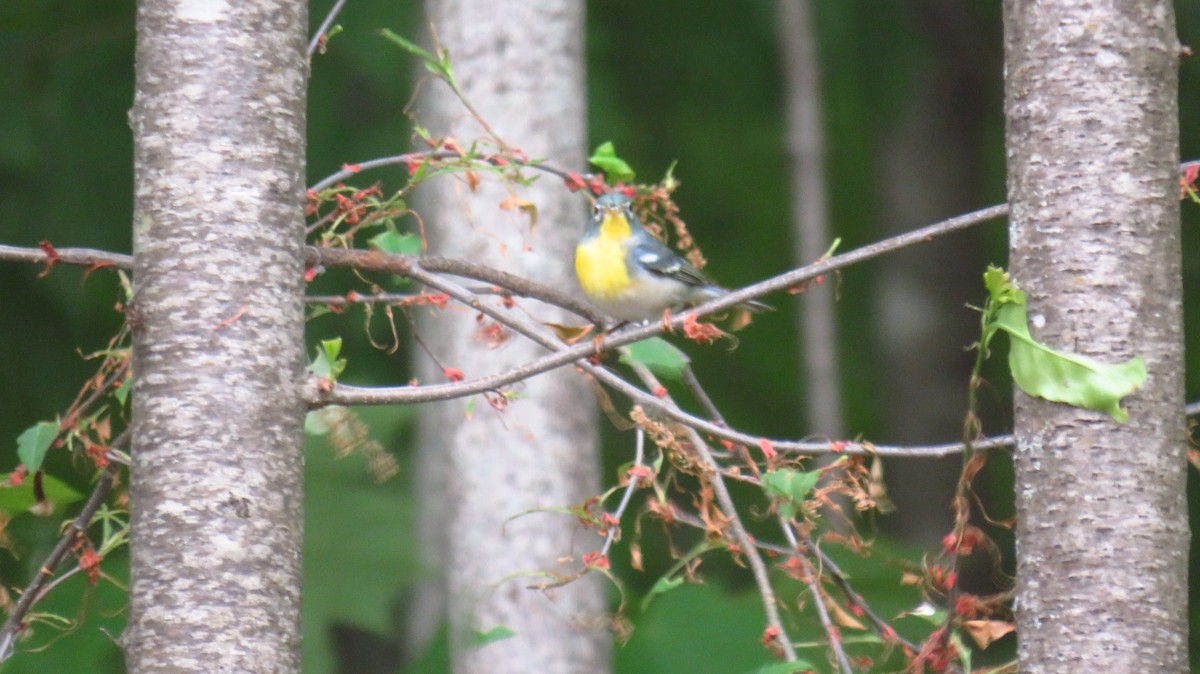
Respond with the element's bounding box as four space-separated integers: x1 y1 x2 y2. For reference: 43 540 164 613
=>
574 192 770 323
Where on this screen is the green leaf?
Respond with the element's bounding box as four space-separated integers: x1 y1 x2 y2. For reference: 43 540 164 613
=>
471 625 517 647
640 575 686 613
660 160 680 191
368 230 422 255
641 540 718 611
620 337 690 380
982 266 1146 422
378 29 453 81
113 375 133 405
744 661 817 674
305 407 336 436
17 421 59 472
0 472 84 516
588 141 636 183
762 468 821 521
308 338 347 382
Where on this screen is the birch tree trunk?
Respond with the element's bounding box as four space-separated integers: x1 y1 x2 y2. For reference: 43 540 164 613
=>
410 2 611 673
1004 2 1188 671
126 1 308 671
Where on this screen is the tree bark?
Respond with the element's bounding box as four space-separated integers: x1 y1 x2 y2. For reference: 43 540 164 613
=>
126 1 308 672
1004 2 1188 671
410 2 610 673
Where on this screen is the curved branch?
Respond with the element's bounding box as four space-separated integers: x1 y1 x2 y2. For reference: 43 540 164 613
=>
311 249 1023 458
307 203 1012 419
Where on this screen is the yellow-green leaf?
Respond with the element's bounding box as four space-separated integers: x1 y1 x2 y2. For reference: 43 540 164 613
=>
17 421 58 472
368 230 421 255
982 266 1146 423
620 337 690 380
0 472 84 516
762 468 821 521
588 141 636 183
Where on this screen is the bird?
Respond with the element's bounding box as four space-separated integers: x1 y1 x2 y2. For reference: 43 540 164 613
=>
574 192 770 323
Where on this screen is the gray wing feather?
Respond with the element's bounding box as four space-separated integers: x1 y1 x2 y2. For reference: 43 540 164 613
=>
630 237 710 287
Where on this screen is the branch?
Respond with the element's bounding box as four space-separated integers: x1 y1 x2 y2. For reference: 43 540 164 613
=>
807 539 919 654
309 250 1022 457
307 149 577 194
307 0 349 59
778 520 853 674
0 243 131 270
666 506 921 656
600 424 645 558
308 204 1015 459
627 359 799 662
309 246 605 322
0 432 127 663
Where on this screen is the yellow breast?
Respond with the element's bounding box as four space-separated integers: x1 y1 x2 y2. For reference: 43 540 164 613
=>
575 236 629 299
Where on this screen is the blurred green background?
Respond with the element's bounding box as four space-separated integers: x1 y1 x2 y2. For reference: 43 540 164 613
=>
2 1 1200 672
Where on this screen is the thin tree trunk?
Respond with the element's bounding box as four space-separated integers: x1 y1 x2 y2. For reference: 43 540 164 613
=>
126 1 308 672
1004 2 1188 671
777 0 844 439
409 2 610 673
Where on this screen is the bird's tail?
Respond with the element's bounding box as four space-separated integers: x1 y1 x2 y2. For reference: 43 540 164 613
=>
692 286 773 313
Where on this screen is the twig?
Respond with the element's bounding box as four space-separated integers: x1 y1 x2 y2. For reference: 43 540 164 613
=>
779 521 854 674
307 149 575 194
808 540 919 653
0 244 131 270
600 424 644 558
2 198 1006 327
307 288 507 306
666 507 921 655
0 432 127 663
307 251 1091 460
309 247 605 322
307 0 349 59
628 362 799 662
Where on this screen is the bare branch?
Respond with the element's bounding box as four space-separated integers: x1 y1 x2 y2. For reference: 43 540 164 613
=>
307 0 349 59
309 247 605 322
600 425 644 558
778 520 853 674
0 243 132 270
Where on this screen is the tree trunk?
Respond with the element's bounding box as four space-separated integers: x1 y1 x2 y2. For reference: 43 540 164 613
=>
409 2 610 673
126 1 308 672
1004 2 1188 671
777 0 844 439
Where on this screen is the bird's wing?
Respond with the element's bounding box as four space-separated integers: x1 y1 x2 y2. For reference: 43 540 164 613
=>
630 236 711 288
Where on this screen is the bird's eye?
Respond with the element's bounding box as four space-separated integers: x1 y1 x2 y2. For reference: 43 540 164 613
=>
592 205 603 220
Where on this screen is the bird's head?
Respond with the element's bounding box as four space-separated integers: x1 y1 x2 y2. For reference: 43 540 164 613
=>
588 192 640 241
